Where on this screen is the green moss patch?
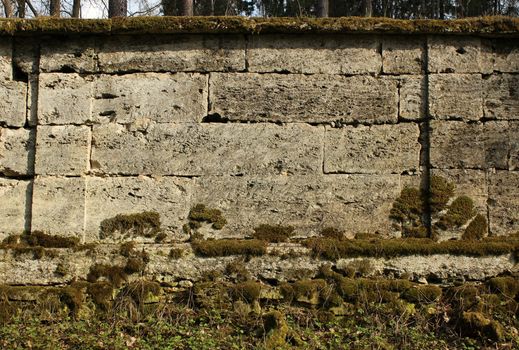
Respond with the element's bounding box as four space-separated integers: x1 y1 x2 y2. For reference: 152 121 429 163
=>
99 211 161 240
252 224 294 243
192 239 267 257
188 204 227 230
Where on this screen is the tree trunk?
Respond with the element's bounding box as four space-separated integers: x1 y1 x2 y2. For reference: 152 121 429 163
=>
72 0 80 17
317 0 328 17
108 0 126 17
180 0 193 15
364 0 372 16
50 0 60 16
2 0 13 17
16 0 25 17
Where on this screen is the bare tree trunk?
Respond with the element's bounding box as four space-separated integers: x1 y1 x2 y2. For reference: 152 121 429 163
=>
162 0 175 15
50 0 60 16
180 0 193 15
2 0 13 17
317 0 328 17
16 0 25 17
364 0 372 16
108 0 126 17
72 0 80 17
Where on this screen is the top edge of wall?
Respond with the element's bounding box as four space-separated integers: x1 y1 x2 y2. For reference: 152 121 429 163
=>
0 16 518 37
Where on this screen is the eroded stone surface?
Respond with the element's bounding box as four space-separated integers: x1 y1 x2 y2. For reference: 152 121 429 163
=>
382 36 424 74
98 34 245 73
509 122 519 170
0 179 29 238
40 37 97 73
429 120 509 170
0 39 11 80
0 80 27 127
484 74 519 120
32 177 86 238
429 74 483 121
398 75 426 120
91 123 323 176
35 125 90 175
488 171 519 236
428 36 489 74
0 128 34 176
492 38 519 73
248 34 381 74
13 37 39 75
210 73 398 124
324 123 420 174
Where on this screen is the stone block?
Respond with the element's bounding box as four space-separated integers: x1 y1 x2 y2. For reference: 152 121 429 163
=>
398 75 426 120
382 36 424 74
91 123 322 176
248 34 381 74
210 73 398 124
0 38 11 80
429 120 509 170
491 38 519 73
92 73 207 124
429 74 483 121
35 125 90 175
509 122 519 170
324 123 420 174
0 128 34 176
31 177 86 238
38 73 94 125
98 34 245 73
484 74 519 120
428 36 488 73
85 176 192 242
0 80 27 127
40 37 97 73
488 171 519 236
13 37 39 75
0 179 30 238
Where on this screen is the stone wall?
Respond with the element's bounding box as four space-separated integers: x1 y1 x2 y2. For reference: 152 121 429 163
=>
0 18 518 286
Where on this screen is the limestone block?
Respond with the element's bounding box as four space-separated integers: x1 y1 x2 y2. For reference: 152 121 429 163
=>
31 177 86 238
382 36 424 74
0 80 27 127
92 73 207 124
38 73 94 125
0 128 34 176
91 123 323 176
0 179 30 238
428 36 488 73
429 120 509 170
429 74 483 121
488 171 519 236
85 176 192 242
324 123 420 174
210 73 398 124
40 37 97 73
491 38 519 73
0 38 11 80
398 75 426 120
35 125 90 175
13 37 39 75
509 122 519 170
484 74 519 120
248 34 381 74
98 34 245 73
192 174 400 238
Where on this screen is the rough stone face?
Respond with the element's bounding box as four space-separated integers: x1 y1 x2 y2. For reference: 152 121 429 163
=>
13 37 39 75
248 34 381 74
31 177 86 238
0 80 27 127
428 36 489 74
85 176 192 242
324 123 420 174
398 75 426 120
488 171 519 236
92 73 207 124
509 122 519 170
429 120 509 170
35 125 90 176
91 123 323 176
492 39 519 73
484 74 519 120
0 128 35 176
429 74 483 121
0 39 11 80
0 179 30 238
38 73 94 125
382 36 424 74
98 34 245 73
40 37 97 73
210 73 398 124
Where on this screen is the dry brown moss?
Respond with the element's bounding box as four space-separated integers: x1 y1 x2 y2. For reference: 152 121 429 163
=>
436 196 475 230
231 281 261 303
192 239 267 257
99 211 161 239
429 175 455 213
463 214 488 240
188 204 227 230
487 276 519 298
460 311 505 341
320 227 346 240
169 248 185 259
252 224 294 243
86 281 113 311
121 280 161 305
390 187 428 238
402 285 442 303
225 260 251 282
87 264 128 287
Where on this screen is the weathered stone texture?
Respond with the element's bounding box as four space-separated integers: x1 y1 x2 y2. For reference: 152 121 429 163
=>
0 80 27 127
509 122 519 171
324 123 420 174
38 73 94 125
398 75 426 120
429 120 509 170
484 74 519 120
488 171 519 236
428 36 490 74
382 36 424 74
429 74 483 121
31 177 86 238
210 73 398 124
98 35 245 73
40 38 97 73
0 179 29 237
35 125 90 175
92 73 207 124
85 176 192 242
248 34 381 74
91 123 323 176
0 39 11 80
491 39 519 73
12 38 39 75
0 128 34 176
